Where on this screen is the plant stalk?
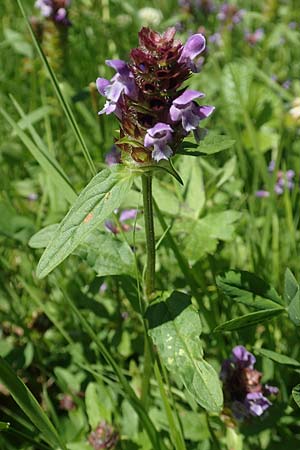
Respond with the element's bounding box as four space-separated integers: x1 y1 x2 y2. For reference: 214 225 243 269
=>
142 174 156 299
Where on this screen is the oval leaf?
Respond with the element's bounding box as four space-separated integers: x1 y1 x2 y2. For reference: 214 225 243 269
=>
36 166 134 278
255 348 300 368
217 270 283 310
292 385 300 408
146 291 223 413
214 308 284 332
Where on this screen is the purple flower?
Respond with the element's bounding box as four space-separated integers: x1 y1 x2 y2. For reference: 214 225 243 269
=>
88 421 119 450
244 392 272 417
221 346 278 420
178 34 206 72
264 384 279 396
97 60 137 117
105 146 121 166
170 90 214 137
144 123 174 162
35 0 71 26
105 209 139 234
245 28 264 46
232 345 256 369
268 160 275 172
255 190 270 198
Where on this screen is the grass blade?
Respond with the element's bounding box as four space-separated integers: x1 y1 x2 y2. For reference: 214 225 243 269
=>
16 0 96 177
0 356 67 450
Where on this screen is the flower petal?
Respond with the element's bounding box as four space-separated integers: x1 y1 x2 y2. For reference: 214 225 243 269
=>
179 34 206 62
174 89 205 105
96 77 110 96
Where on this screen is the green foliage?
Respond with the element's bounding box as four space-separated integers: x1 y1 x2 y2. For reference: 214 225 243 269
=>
146 291 223 413
37 166 135 278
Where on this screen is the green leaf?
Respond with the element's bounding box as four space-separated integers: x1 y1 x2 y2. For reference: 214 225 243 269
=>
214 309 284 332
292 385 300 408
36 166 134 278
0 356 67 449
179 134 235 156
0 421 10 431
284 268 299 304
29 224 59 248
216 270 283 310
80 232 135 277
288 291 300 326
255 348 300 367
284 269 300 326
85 382 112 428
174 211 241 264
146 291 223 413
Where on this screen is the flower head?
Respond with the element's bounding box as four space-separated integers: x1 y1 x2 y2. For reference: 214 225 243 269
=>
88 421 119 450
35 0 71 26
221 346 278 420
96 27 214 164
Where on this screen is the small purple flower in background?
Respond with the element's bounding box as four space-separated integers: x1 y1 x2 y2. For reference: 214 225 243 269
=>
255 190 270 198
245 28 264 46
88 421 119 450
178 0 215 15
209 32 222 46
35 0 71 26
221 345 278 419
282 79 291 90
105 146 121 166
27 192 39 201
105 209 140 235
217 3 245 27
144 123 174 162
96 27 214 163
256 163 296 198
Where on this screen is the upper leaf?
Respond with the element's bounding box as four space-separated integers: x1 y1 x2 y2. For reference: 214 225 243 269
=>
216 270 283 310
179 134 235 156
37 166 134 278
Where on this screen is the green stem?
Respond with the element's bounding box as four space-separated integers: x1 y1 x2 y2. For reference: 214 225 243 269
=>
142 174 156 299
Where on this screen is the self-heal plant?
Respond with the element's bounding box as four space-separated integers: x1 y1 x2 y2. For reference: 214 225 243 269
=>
35 26 224 449
35 0 71 26
96 27 214 164
221 346 278 420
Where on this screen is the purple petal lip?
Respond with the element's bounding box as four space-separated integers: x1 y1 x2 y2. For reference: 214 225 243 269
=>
152 145 173 162
147 122 173 136
232 345 256 368
197 105 215 119
245 392 272 417
96 77 110 96
179 33 206 62
264 384 279 395
173 89 205 105
106 59 129 75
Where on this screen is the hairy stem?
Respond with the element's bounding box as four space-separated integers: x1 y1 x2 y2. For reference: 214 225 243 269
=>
142 174 156 299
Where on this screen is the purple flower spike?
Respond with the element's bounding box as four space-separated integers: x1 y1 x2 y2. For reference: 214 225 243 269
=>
245 392 272 417
232 345 256 369
144 123 173 162
179 33 206 72
170 90 214 136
